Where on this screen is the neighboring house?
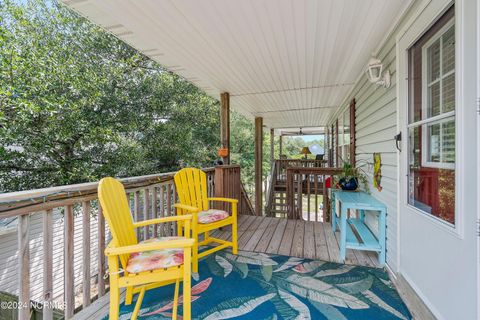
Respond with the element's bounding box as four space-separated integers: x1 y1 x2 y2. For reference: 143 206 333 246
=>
0 209 106 304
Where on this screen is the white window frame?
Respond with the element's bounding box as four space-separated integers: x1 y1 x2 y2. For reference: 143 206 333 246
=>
402 6 459 232
337 108 350 163
418 19 456 169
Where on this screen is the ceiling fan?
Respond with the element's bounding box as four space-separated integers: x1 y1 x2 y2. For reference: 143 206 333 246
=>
281 127 305 136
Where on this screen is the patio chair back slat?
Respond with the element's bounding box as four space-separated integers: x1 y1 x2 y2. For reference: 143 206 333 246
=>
98 177 137 268
174 168 209 212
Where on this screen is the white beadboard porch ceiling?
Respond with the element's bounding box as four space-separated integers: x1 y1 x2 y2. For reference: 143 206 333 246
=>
62 0 408 129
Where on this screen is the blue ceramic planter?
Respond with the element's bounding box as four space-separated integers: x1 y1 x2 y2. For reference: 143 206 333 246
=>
339 177 358 191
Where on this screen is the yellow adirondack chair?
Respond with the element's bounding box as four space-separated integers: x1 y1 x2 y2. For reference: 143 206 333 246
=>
174 168 238 273
98 177 195 320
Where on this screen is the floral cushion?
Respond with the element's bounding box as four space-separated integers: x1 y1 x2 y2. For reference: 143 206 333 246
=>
198 209 229 224
126 237 184 273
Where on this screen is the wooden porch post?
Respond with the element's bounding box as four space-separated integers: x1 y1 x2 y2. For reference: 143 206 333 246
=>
220 92 230 164
255 117 263 216
279 135 283 157
270 128 274 165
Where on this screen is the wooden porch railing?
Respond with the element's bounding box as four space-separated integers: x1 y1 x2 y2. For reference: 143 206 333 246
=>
266 159 327 218
275 159 327 183
0 166 250 319
285 167 342 222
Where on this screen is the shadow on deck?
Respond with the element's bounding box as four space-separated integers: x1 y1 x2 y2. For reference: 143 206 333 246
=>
211 215 381 268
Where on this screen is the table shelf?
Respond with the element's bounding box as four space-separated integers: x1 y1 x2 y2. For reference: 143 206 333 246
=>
346 218 381 252
332 190 387 266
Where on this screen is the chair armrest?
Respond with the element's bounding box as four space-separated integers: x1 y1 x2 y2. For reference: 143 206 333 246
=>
173 203 200 212
105 238 195 256
207 197 239 204
132 214 193 228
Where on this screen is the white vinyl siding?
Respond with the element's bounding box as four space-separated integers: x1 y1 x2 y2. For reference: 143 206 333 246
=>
0 209 107 305
326 0 427 272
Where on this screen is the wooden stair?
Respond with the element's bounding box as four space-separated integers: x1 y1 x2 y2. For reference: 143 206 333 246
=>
269 192 288 217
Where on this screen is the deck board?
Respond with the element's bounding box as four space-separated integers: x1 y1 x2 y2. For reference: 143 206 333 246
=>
314 222 330 261
303 222 316 259
243 217 271 251
265 218 287 254
254 217 280 252
323 222 341 263
237 216 259 248
290 220 305 257
278 219 296 256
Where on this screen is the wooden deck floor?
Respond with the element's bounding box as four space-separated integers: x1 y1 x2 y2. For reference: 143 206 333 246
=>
74 215 382 319
210 215 381 268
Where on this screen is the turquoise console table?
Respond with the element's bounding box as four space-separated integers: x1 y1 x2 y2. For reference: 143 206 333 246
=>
331 190 386 266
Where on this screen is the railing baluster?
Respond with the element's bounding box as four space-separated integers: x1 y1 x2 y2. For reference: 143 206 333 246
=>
160 185 166 236
297 174 302 220
97 204 106 297
82 201 91 307
134 191 141 240
307 173 311 221
126 192 132 212
323 175 328 222
64 205 75 318
43 209 54 320
153 187 159 237
144 188 150 239
314 175 319 222
167 183 172 236
18 214 30 320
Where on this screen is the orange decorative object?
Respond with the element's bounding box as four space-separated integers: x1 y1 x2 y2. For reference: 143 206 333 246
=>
218 148 229 158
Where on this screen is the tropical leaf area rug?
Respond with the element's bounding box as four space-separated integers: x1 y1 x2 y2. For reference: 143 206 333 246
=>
109 249 412 320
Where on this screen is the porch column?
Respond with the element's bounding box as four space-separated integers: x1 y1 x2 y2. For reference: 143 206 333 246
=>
270 128 275 165
279 135 283 157
255 117 263 216
220 92 230 164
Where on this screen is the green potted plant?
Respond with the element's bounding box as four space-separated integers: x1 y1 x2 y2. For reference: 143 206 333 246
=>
335 162 369 192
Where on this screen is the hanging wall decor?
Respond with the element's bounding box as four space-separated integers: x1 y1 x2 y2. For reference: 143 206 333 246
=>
373 153 382 192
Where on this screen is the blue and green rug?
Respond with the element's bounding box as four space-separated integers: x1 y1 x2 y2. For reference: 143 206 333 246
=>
111 249 411 319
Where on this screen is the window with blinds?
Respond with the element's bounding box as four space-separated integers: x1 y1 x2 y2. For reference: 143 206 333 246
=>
407 6 455 225
422 20 455 168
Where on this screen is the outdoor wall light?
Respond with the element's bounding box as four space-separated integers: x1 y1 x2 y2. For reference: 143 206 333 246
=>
366 57 391 88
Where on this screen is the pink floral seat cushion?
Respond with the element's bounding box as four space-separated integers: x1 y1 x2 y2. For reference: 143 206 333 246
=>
126 237 184 273
197 209 230 224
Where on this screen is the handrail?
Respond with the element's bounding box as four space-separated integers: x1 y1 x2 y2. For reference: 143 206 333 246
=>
286 167 342 175
240 182 255 216
0 167 215 218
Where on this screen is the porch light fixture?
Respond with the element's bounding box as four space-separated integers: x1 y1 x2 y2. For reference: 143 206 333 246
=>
366 56 391 88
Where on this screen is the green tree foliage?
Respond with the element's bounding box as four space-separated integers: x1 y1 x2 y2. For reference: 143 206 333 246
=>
0 0 226 191
0 0 325 196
